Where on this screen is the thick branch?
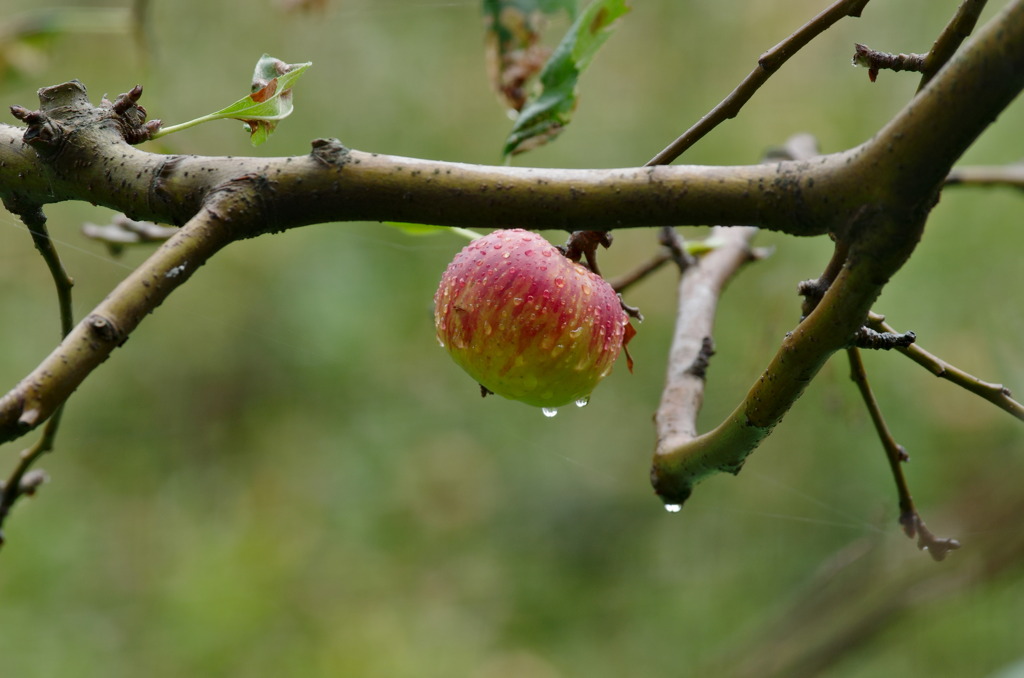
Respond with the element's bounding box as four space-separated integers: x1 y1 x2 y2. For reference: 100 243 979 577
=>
1 2 1022 449
651 0 1024 504
0 182 257 442
654 226 759 456
0 115 842 238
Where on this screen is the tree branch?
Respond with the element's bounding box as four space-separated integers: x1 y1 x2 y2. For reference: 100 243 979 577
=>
651 0 1024 505
0 204 75 544
846 347 960 561
867 313 1024 421
646 0 871 165
852 43 926 82
0 181 256 443
945 162 1024 189
0 113 842 238
1 2 1022 486
918 0 989 90
653 225 760 501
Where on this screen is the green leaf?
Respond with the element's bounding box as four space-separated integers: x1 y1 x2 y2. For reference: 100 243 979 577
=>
385 223 483 241
502 0 629 157
482 0 578 111
150 54 312 146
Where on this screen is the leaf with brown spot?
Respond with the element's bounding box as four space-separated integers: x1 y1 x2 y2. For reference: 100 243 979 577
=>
502 0 629 157
482 0 576 112
150 54 312 146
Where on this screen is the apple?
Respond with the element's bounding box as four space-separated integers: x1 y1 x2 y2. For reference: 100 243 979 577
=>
434 229 632 408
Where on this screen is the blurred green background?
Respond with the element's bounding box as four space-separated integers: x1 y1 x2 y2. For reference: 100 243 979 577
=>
1 1 1022 676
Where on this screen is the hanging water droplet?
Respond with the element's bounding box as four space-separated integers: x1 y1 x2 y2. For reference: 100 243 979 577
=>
541 407 558 418
664 504 682 513
574 396 590 408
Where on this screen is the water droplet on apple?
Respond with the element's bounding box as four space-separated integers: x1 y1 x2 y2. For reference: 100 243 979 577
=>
542 407 558 418
574 396 589 408
664 504 681 513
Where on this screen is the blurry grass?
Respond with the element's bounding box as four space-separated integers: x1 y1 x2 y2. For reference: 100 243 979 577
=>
1 1 1023 677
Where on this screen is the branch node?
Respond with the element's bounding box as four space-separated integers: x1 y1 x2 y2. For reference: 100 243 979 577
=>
901 511 961 562
17 469 49 496
658 226 697 273
105 85 160 145
109 84 144 115
86 313 123 344
562 230 612 275
18 407 41 429
684 336 716 380
855 326 916 350
9 105 43 124
310 137 351 166
852 43 927 82
16 111 67 157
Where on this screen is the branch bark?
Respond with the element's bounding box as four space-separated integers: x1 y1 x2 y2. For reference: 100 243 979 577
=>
651 0 1024 504
1 0 1022 488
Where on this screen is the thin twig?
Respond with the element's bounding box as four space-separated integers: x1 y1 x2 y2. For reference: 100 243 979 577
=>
853 326 916 350
918 0 989 91
657 226 697 272
798 239 851 318
945 162 1024 190
646 0 871 165
23 207 75 337
867 313 1024 421
608 250 671 293
846 347 961 561
82 215 178 256
851 43 926 82
0 206 74 545
0 415 62 546
607 227 695 293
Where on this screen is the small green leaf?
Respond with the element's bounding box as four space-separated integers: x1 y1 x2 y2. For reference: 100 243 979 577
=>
386 223 483 241
150 54 312 146
502 0 628 157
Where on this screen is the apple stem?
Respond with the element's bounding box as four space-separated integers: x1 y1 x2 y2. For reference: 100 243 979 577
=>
561 230 613 276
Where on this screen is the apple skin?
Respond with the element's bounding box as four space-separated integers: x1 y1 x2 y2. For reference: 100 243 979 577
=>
434 229 629 408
